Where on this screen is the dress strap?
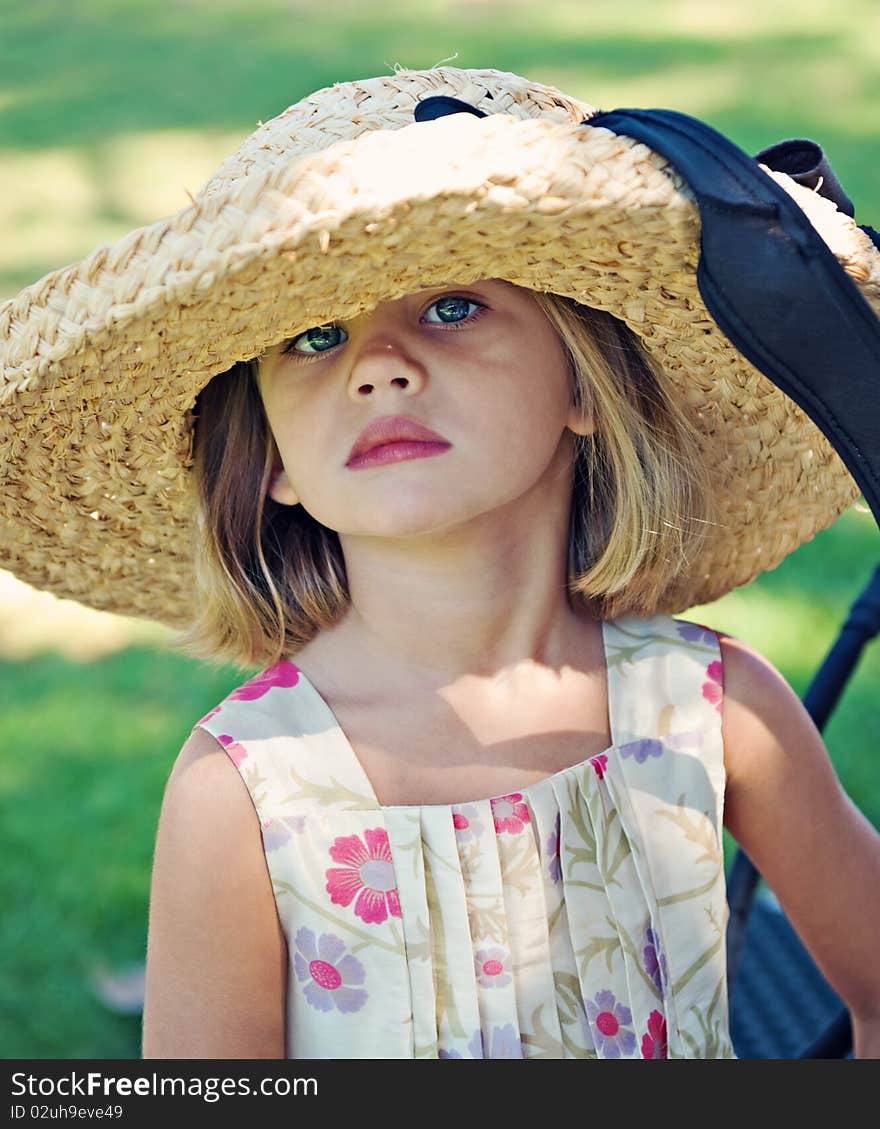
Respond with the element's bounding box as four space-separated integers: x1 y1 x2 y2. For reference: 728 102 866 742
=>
194 659 379 824
603 613 723 768
600 613 731 1055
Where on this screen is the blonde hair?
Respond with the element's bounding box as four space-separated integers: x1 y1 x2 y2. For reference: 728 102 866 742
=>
171 291 716 672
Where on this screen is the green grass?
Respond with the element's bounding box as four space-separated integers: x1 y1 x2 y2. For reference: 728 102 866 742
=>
0 646 243 1057
1 0 879 1059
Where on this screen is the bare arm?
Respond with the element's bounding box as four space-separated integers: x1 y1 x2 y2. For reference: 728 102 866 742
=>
720 632 880 1058
142 727 287 1058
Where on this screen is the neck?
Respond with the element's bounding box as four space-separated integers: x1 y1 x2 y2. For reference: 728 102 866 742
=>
306 482 600 698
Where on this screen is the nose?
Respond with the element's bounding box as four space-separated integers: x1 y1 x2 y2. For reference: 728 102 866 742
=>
346 337 427 400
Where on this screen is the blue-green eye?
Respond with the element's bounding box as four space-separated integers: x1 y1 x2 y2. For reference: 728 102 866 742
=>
423 296 482 324
284 323 348 356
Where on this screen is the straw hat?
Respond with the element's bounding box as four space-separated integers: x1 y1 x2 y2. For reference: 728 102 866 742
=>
1 66 878 630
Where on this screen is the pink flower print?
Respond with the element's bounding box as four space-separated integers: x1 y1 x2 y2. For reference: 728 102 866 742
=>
490 793 530 835
703 659 723 712
590 753 608 781
230 660 300 702
261 814 306 852
293 927 367 1013
325 828 402 924
546 810 562 884
474 947 512 989
452 803 485 843
197 704 222 726
585 990 637 1058
641 1009 668 1059
216 733 248 768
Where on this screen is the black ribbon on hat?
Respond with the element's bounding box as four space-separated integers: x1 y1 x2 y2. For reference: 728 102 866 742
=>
588 108 880 526
413 95 880 527
753 137 855 218
414 95 488 122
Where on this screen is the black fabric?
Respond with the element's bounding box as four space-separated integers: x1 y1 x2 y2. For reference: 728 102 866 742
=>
738 137 877 249
588 108 880 527
413 95 487 122
861 223 880 251
754 137 855 217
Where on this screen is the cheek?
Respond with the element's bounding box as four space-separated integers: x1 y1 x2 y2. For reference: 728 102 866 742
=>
266 405 354 522
478 353 574 443
261 385 323 474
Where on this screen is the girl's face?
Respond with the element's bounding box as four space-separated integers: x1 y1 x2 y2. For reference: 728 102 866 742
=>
256 279 593 538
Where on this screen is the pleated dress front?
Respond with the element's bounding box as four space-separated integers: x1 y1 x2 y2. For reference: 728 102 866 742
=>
195 612 735 1059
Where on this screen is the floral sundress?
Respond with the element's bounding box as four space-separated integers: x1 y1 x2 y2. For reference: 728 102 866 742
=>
195 612 735 1059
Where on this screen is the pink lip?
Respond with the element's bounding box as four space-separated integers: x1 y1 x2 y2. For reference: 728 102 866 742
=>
346 415 451 469
347 440 451 470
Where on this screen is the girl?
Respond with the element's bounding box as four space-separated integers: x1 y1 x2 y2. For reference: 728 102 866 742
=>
2 66 879 1060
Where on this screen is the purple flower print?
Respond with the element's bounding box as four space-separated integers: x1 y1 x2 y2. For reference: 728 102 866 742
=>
487 1023 523 1059
262 820 289 853
325 828 402 925
676 620 715 645
452 803 485 843
490 792 530 834
643 926 668 995
474 947 512 989
546 811 562 884
585 990 637 1058
229 660 300 702
665 729 703 752
619 738 664 764
197 704 222 726
261 814 306 852
703 659 723 712
293 927 367 1013
641 1009 668 1059
439 1029 485 1059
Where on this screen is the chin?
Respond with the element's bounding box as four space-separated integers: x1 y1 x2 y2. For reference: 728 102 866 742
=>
341 496 495 540
354 513 466 539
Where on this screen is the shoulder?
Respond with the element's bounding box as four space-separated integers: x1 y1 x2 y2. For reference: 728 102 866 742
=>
143 726 286 1057
715 630 826 788
152 727 267 909
712 628 839 819
151 727 271 934
164 726 254 819
715 630 804 747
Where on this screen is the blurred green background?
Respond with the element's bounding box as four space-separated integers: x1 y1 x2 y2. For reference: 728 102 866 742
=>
1 0 878 1058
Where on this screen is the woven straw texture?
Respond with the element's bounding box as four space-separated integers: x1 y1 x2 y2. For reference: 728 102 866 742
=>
1 66 878 629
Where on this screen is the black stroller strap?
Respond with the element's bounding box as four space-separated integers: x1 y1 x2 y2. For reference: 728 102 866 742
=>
588 108 880 525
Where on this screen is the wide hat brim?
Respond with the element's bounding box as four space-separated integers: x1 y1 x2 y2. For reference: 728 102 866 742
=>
1 67 878 630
